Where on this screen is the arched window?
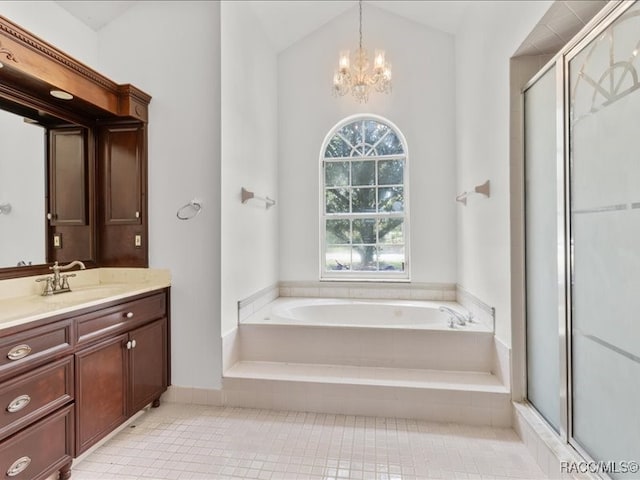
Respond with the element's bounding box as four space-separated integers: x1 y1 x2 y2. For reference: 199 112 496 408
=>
320 114 409 280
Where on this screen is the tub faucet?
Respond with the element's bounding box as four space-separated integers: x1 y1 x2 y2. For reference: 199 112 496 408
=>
439 306 467 327
37 260 86 295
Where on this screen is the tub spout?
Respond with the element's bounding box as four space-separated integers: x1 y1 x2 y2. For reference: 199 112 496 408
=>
439 306 467 326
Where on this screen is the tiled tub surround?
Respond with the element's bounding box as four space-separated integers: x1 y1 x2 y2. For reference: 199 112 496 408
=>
225 292 510 427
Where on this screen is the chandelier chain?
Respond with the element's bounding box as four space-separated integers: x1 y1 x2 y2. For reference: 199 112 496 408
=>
359 0 363 52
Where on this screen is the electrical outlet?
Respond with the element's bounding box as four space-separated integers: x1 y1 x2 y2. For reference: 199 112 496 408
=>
53 233 62 248
134 234 142 248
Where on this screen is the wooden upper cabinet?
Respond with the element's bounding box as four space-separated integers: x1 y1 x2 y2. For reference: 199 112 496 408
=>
48 128 87 226
97 123 148 267
99 125 143 225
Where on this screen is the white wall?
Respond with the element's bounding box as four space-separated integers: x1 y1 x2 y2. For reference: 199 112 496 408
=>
278 5 457 284
98 1 222 389
220 2 278 336
455 0 552 345
0 1 97 66
0 111 45 267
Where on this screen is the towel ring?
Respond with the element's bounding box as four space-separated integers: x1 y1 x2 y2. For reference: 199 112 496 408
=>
176 200 202 220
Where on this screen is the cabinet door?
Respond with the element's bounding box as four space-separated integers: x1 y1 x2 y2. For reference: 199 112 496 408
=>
129 318 167 414
48 128 87 226
75 333 128 455
97 123 147 266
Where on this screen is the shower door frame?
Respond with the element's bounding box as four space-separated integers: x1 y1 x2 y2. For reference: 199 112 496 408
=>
521 0 638 468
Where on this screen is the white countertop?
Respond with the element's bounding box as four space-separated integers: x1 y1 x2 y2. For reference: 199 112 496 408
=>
0 268 171 330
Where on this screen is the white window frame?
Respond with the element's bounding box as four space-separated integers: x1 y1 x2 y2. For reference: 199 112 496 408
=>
319 114 410 281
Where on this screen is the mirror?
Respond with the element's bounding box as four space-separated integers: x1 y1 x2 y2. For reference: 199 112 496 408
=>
0 108 46 268
0 95 89 272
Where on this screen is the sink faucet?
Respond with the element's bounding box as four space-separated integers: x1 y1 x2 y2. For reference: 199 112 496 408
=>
439 306 468 328
36 260 86 296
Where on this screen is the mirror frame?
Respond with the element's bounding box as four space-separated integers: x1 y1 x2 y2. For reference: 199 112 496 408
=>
0 15 150 280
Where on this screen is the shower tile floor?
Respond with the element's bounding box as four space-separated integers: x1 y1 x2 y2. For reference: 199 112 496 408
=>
72 403 546 480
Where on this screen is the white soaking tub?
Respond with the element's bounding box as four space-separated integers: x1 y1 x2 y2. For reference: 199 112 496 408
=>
245 297 489 332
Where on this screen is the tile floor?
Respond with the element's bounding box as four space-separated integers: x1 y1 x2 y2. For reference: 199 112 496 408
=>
72 403 547 480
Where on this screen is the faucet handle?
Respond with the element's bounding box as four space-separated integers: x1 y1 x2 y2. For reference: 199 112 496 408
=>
60 273 76 290
49 261 60 272
36 277 54 296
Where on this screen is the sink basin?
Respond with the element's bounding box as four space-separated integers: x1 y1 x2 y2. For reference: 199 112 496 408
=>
42 284 130 304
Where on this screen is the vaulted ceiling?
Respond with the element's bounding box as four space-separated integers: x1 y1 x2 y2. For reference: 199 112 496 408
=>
55 0 606 56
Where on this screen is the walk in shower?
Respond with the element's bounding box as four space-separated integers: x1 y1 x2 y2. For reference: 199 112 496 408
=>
524 1 640 476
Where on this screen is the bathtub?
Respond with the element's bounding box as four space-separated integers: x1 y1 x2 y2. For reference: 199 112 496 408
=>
243 297 490 332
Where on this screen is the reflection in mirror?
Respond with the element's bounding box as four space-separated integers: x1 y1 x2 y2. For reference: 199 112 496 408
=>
0 109 46 268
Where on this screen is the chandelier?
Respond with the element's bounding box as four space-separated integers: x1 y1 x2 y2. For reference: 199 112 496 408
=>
332 0 392 103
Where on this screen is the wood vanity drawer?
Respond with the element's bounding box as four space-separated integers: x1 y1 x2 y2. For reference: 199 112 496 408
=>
0 404 73 480
76 292 166 345
0 356 73 439
0 321 72 380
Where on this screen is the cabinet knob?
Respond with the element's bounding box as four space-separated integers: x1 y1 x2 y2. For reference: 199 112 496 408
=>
125 312 134 319
126 341 132 350
135 211 140 218
7 344 32 361
7 456 31 477
131 339 137 349
6 394 31 413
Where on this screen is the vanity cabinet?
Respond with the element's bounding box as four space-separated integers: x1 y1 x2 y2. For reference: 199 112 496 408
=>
75 291 167 455
0 287 169 477
0 318 75 480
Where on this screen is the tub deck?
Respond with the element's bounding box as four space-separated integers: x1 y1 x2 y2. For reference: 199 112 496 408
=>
224 297 509 426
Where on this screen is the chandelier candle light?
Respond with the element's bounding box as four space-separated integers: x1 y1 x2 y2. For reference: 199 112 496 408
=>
332 0 392 103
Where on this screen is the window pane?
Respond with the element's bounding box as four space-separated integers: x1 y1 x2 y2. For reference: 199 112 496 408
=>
326 188 350 213
352 218 376 243
376 131 404 155
325 246 351 271
326 219 351 244
378 187 403 212
352 188 376 213
325 162 349 186
378 160 403 185
324 135 351 158
351 245 377 271
378 245 405 271
339 121 363 154
364 121 389 154
352 161 375 186
379 219 403 244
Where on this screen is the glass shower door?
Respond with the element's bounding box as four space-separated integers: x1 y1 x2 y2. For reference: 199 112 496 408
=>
524 64 561 432
568 3 640 472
